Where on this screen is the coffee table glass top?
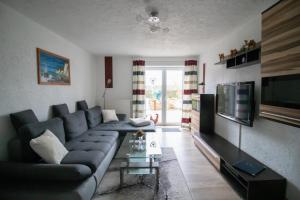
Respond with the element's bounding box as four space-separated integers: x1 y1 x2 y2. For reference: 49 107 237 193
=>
116 132 161 175
116 132 162 160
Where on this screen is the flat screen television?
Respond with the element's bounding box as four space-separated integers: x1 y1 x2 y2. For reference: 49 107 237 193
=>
216 81 255 126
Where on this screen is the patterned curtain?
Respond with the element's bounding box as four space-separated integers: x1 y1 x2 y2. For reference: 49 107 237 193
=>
182 60 198 128
132 60 145 118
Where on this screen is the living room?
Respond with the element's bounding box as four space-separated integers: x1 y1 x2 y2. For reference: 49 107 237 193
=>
0 0 299 200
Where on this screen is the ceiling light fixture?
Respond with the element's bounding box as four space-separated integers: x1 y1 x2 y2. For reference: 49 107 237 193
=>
148 11 160 23
136 10 169 33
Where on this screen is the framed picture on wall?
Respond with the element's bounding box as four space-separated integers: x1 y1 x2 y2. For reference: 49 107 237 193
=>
37 48 71 85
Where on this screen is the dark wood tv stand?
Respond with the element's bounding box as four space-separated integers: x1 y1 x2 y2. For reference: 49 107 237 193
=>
193 132 286 200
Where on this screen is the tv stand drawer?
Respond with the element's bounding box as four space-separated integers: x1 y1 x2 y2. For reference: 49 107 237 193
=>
193 134 220 170
193 132 286 200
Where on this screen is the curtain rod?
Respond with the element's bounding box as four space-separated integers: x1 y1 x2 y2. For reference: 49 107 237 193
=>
132 56 199 62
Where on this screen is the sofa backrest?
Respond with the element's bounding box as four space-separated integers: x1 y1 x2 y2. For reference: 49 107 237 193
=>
8 138 23 162
76 100 88 111
10 109 39 132
18 118 65 162
52 103 70 118
85 106 102 128
116 114 127 121
62 111 88 141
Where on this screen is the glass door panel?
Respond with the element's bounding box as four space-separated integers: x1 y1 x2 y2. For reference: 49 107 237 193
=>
166 70 183 124
145 70 162 124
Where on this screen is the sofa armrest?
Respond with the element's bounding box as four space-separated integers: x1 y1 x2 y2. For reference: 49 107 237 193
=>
117 114 127 121
0 162 92 181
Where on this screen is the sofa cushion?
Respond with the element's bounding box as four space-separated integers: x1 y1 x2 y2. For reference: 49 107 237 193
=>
62 130 118 172
61 151 105 172
18 118 65 162
10 109 39 132
65 131 118 154
63 111 88 141
0 162 92 181
83 130 119 142
52 104 70 118
77 100 88 111
65 141 111 155
92 120 156 132
85 106 102 128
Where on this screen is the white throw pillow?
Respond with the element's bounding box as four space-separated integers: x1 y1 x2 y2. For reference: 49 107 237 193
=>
102 109 119 123
129 118 151 127
30 129 68 164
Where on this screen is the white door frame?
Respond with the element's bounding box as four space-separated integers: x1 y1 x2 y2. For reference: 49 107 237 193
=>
145 66 184 126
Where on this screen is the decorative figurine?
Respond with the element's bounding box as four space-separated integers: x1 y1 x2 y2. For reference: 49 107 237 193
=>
248 40 256 49
219 53 225 61
150 113 159 124
230 49 238 57
132 130 145 151
136 129 145 139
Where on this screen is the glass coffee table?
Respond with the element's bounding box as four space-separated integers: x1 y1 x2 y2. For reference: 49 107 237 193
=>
115 132 162 192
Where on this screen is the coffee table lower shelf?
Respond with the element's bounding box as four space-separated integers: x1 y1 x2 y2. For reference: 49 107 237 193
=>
120 161 160 192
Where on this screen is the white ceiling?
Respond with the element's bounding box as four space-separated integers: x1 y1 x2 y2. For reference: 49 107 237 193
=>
1 0 277 56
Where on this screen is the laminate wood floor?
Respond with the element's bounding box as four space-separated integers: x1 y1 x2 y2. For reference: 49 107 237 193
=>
155 127 241 200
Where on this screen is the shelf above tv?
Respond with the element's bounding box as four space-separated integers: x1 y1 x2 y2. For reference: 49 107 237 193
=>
215 43 261 69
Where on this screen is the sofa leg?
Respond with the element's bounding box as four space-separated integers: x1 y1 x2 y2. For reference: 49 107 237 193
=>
155 167 160 192
120 168 124 187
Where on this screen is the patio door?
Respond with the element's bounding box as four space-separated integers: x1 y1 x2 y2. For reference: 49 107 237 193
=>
145 67 183 125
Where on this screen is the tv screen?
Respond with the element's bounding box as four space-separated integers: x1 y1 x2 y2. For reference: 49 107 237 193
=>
261 74 300 109
216 81 255 126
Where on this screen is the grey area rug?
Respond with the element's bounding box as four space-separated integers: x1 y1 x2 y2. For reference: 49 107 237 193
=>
160 128 181 132
93 148 192 200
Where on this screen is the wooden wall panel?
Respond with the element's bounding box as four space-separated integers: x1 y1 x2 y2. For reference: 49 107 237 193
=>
260 104 300 127
261 0 300 77
260 0 300 127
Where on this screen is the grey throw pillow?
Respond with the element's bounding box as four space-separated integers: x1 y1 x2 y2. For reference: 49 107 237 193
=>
63 111 88 141
85 106 102 128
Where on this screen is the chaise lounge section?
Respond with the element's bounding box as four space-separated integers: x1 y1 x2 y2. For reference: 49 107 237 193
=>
82 104 155 135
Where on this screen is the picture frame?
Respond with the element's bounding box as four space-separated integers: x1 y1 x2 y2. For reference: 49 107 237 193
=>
105 56 113 88
37 48 71 85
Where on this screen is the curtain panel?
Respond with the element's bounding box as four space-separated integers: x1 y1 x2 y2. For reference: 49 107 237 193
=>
132 60 145 118
182 60 198 128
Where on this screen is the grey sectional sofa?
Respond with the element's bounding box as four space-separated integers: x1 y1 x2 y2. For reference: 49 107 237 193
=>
0 103 155 200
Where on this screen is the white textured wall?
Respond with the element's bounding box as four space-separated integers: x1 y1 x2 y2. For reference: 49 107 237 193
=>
0 2 98 160
96 56 132 116
200 15 300 200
